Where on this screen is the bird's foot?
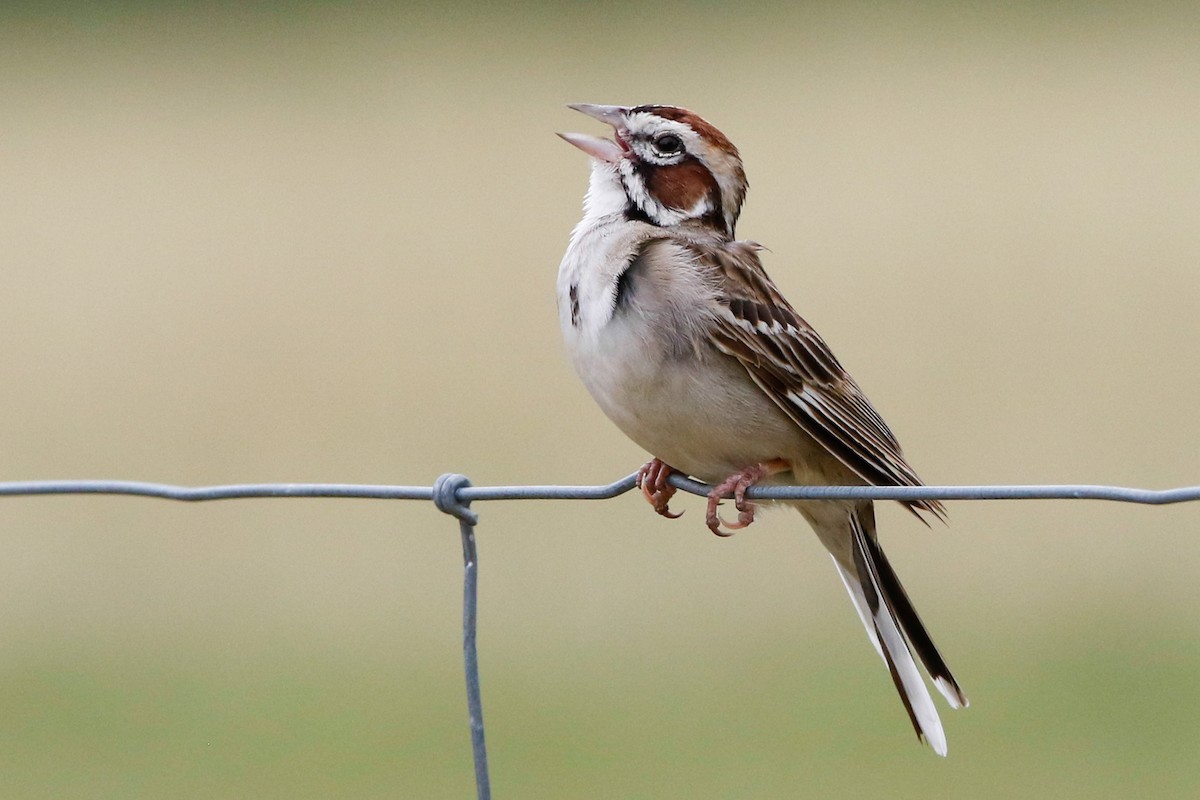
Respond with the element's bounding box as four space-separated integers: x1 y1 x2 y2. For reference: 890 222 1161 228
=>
705 459 790 537
636 458 683 519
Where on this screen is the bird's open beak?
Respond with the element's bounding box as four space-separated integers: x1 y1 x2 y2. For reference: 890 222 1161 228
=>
567 103 628 127
557 103 630 164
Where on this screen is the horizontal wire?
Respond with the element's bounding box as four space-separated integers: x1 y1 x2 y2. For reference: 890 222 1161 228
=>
2 469 1195 800
0 480 434 501
0 475 1197 505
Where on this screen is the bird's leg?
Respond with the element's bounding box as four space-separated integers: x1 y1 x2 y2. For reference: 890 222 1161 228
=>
706 459 790 537
636 458 683 519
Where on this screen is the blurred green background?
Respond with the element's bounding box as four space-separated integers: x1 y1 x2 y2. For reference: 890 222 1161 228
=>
1 1 1199 797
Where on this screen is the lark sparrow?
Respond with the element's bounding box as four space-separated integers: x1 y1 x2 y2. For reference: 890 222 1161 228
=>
556 103 967 755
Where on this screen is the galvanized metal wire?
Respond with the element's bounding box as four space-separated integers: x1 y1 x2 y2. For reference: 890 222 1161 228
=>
5 475 1200 504
2 472 1199 799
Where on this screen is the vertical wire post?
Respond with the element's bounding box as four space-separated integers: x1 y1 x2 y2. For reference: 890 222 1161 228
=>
433 474 490 800
459 517 489 800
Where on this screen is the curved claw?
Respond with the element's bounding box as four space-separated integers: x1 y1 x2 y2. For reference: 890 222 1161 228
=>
637 459 684 520
658 504 684 520
647 485 684 519
706 505 745 536
704 459 790 537
705 498 752 537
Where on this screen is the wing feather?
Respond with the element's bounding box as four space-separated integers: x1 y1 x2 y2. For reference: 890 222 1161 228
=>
692 240 944 518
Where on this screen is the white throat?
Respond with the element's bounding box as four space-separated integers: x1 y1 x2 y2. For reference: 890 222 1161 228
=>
579 160 628 225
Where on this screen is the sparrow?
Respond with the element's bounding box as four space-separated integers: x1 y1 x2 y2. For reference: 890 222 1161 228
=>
556 103 967 755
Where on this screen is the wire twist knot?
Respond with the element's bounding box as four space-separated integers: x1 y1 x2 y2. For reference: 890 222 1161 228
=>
432 473 478 525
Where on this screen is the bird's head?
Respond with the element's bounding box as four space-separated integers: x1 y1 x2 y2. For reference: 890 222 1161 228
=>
559 103 747 238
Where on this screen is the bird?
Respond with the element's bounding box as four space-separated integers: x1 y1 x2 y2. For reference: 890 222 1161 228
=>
556 103 967 755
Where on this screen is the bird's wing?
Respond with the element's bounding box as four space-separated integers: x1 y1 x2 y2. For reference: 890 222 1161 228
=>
691 239 944 520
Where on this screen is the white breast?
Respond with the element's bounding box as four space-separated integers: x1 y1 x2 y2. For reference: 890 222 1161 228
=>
557 212 809 483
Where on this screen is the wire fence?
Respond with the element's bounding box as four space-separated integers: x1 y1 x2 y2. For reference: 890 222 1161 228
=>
4 472 1200 800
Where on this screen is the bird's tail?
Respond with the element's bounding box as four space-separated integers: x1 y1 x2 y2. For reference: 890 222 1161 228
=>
832 508 968 756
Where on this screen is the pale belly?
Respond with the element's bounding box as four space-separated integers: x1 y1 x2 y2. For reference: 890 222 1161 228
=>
570 312 840 486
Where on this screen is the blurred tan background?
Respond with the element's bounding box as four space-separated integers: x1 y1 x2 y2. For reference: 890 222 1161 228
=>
1 1 1198 797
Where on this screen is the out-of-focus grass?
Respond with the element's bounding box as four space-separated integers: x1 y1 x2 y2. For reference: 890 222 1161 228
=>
0 620 1197 799
0 1 1198 797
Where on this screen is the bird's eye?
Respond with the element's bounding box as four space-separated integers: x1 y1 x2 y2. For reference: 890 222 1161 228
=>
652 133 684 155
